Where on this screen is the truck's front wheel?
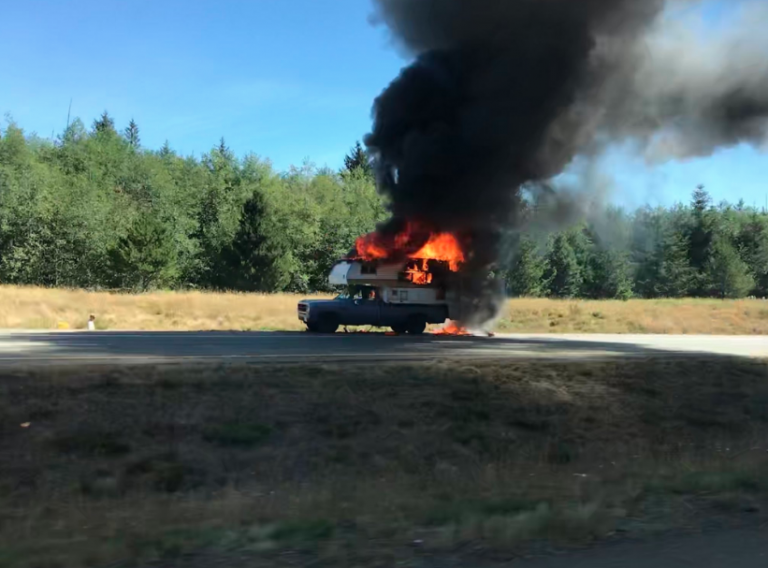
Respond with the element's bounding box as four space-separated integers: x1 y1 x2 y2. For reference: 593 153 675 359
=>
406 315 427 335
316 314 339 334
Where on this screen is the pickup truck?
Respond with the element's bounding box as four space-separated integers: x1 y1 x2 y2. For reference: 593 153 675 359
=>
298 295 449 334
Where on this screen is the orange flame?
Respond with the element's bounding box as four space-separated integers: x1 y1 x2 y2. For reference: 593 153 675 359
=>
355 223 465 272
355 234 389 260
432 321 471 336
411 233 464 271
405 260 433 285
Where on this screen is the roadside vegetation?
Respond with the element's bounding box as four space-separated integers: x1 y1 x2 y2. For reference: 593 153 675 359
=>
0 286 766 334
1 358 767 567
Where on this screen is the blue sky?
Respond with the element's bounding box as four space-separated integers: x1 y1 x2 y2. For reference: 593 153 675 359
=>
1 0 765 209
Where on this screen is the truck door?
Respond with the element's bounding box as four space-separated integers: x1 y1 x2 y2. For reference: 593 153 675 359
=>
348 289 381 327
379 289 407 328
347 299 379 326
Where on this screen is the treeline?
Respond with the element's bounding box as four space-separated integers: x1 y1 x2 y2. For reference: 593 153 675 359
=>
506 187 768 299
1 115 767 299
0 115 386 292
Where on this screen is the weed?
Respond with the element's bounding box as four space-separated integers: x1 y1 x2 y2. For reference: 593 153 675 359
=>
123 453 200 493
202 422 272 448
659 470 768 495
313 407 381 439
269 519 335 543
546 440 579 464
51 431 131 457
425 498 542 526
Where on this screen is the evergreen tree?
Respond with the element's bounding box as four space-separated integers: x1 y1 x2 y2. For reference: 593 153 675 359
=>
506 236 545 297
92 111 116 135
584 248 634 300
688 185 715 293
736 211 768 297
108 214 179 291
217 137 234 162
545 233 582 298
159 140 173 158
644 230 697 298
343 141 372 177
704 235 754 299
216 190 268 290
124 119 141 148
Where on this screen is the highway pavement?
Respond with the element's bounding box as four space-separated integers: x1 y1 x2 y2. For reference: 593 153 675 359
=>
0 330 764 366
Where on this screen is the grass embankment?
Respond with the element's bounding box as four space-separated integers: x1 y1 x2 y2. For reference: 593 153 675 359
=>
1 358 767 567
0 286 767 334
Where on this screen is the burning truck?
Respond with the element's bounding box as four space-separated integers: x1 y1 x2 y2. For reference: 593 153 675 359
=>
297 223 472 335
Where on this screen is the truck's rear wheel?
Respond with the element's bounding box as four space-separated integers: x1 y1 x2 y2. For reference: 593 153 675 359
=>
306 322 320 333
316 314 339 334
406 315 427 335
391 324 407 335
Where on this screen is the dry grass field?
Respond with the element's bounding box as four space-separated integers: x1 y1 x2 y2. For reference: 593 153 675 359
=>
1 358 767 567
0 286 330 332
496 298 768 335
0 286 766 334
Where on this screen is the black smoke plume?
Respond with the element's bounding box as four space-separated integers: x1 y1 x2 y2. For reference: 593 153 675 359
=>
363 0 768 325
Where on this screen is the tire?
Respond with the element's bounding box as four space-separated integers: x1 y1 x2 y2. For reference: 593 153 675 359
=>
306 322 320 333
406 315 427 335
316 314 339 334
391 323 407 335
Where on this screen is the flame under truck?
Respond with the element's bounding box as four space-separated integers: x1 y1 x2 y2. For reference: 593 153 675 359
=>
297 259 458 334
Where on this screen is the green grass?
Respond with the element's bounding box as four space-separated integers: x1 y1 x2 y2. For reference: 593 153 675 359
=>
202 422 272 447
1 358 767 567
51 431 132 456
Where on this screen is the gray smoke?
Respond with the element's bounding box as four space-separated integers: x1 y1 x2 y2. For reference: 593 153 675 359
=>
363 0 768 325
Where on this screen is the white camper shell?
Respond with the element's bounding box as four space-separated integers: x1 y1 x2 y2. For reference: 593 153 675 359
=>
328 260 450 307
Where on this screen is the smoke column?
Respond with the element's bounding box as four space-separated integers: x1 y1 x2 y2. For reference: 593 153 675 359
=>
363 0 768 325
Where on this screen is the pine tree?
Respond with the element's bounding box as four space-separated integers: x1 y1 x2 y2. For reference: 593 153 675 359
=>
736 211 768 297
343 141 372 177
584 248 634 300
159 140 173 158
124 119 140 148
216 189 288 291
688 186 714 272
646 230 696 298
545 233 583 298
107 214 179 291
507 236 545 297
217 137 233 161
92 110 116 135
704 235 754 299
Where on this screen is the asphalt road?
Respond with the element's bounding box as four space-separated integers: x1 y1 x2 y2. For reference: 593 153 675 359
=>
0 330 764 366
